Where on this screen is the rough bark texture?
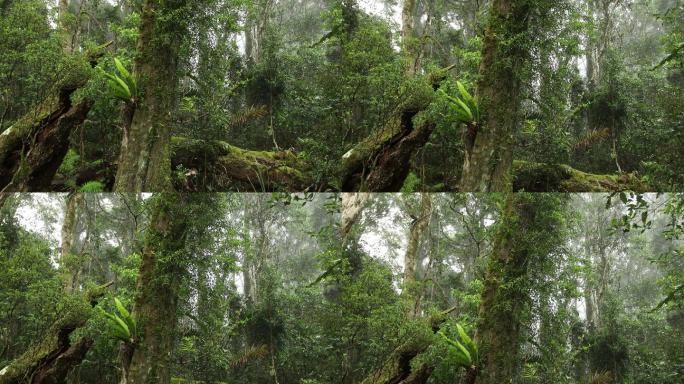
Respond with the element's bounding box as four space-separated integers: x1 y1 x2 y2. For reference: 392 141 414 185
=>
58 0 71 53
460 0 532 192
340 69 451 192
0 46 108 192
0 284 111 384
402 0 419 76
0 89 90 192
170 137 313 191
340 192 371 243
475 194 566 384
403 193 431 318
113 0 186 192
60 193 83 293
127 194 216 384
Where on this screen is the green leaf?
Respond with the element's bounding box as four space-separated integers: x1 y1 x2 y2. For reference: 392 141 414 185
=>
114 298 136 335
456 81 478 119
108 323 130 341
619 192 628 204
114 58 131 81
104 312 130 340
439 331 472 366
456 324 478 359
439 90 474 123
456 81 474 106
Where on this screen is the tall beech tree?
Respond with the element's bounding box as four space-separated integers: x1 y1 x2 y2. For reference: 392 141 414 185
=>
476 193 568 383
460 0 535 192
113 0 190 192
124 193 223 383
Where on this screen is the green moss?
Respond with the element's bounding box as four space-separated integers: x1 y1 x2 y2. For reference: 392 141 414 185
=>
79 181 105 192
170 137 312 191
512 160 649 192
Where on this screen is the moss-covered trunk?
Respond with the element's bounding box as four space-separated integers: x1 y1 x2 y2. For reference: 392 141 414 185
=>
0 284 111 384
127 194 219 384
340 70 450 191
459 0 532 192
0 82 91 191
170 137 312 191
475 194 566 383
360 307 456 384
403 193 431 318
0 46 107 192
60 192 83 293
113 0 186 192
126 195 185 383
402 0 419 76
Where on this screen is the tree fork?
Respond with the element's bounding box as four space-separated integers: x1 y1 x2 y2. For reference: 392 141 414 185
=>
340 66 454 191
0 43 111 192
360 306 457 384
0 282 113 384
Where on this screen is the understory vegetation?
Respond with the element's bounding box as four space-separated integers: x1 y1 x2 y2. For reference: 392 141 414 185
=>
0 192 682 383
0 0 682 191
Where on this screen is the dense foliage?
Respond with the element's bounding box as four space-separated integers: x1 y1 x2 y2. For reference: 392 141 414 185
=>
0 0 681 191
0 192 681 383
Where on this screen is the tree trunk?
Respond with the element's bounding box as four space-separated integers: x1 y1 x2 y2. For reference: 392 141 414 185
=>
403 193 432 317
58 0 71 53
340 68 451 191
475 194 566 383
402 0 418 76
114 0 187 192
126 194 220 384
360 306 456 384
0 44 109 192
340 193 370 243
460 0 533 192
126 195 185 383
170 137 312 192
60 192 83 293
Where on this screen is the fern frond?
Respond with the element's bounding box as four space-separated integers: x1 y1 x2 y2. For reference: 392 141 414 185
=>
228 105 268 130
230 344 270 369
588 371 614 384
573 128 610 149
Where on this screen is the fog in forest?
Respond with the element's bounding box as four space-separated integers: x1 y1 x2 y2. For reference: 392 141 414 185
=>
1 0 683 192
0 193 682 383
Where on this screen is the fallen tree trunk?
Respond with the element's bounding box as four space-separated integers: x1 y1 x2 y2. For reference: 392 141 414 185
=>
168 139 650 192
512 160 648 192
65 137 647 193
170 137 314 191
360 306 456 384
0 283 112 384
0 44 110 192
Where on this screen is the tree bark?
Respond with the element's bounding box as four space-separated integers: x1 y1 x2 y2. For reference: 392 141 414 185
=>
114 0 188 192
60 192 83 293
460 0 533 192
402 0 419 76
340 192 370 243
340 68 451 191
58 0 72 53
0 283 112 384
170 137 312 192
403 193 432 318
360 306 456 384
475 194 566 383
0 44 109 192
126 195 185 383
126 194 219 384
